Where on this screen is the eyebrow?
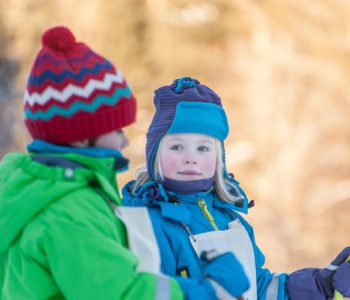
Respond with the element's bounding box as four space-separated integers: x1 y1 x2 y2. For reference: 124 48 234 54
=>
198 139 214 145
165 138 183 143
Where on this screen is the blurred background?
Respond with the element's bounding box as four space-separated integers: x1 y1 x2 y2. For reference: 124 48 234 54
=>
1 0 349 273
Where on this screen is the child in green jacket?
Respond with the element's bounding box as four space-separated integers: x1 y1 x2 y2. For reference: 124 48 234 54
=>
0 25 183 300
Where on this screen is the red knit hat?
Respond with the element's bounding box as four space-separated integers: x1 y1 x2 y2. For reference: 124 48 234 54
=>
24 26 136 144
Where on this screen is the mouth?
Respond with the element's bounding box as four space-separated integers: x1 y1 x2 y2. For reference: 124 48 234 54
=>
177 171 202 176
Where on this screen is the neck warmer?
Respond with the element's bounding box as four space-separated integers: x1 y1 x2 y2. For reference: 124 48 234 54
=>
162 176 215 195
27 139 129 172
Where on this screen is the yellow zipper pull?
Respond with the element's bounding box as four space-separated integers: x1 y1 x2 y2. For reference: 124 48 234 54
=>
198 198 219 231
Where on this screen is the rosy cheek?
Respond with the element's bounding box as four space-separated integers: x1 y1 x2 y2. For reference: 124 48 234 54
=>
160 156 179 176
202 157 216 176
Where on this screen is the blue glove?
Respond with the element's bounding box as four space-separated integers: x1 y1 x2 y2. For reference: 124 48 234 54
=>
332 247 350 296
318 247 350 297
287 247 350 299
200 250 250 298
175 276 218 300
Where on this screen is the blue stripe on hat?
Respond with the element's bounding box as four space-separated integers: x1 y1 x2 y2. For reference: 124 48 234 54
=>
28 60 113 86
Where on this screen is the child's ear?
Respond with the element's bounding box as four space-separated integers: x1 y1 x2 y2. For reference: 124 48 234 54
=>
70 138 90 148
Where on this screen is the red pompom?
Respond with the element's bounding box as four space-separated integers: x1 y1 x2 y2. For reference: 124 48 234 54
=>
42 26 76 51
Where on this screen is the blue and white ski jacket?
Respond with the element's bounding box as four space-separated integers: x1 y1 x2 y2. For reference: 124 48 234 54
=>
122 181 288 300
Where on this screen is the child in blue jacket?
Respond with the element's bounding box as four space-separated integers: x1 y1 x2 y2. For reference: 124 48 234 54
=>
123 77 350 300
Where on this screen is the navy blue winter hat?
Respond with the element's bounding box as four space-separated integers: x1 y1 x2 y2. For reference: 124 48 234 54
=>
146 77 229 179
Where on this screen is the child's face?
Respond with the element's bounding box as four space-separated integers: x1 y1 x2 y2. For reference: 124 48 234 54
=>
95 129 129 151
159 133 217 181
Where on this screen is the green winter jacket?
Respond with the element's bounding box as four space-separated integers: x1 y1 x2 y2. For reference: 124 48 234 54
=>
0 152 183 300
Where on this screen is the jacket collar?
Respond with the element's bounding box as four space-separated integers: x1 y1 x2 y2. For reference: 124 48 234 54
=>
122 180 249 226
27 139 129 177
122 181 191 224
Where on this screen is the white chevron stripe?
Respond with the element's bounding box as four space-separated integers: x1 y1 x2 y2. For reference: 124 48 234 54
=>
25 70 125 106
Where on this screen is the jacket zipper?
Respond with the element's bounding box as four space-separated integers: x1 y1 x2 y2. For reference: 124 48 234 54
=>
197 198 219 231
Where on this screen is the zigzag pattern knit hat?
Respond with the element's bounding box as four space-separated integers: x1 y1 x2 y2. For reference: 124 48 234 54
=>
146 77 229 178
24 26 136 144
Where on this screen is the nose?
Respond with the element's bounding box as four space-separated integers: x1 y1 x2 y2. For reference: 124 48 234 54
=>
183 154 197 165
121 134 129 150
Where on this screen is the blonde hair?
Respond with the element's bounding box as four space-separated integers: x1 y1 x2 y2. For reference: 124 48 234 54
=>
132 138 244 203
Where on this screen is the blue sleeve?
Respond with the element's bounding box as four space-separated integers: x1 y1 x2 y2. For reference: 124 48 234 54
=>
148 208 219 300
235 214 289 300
147 208 177 275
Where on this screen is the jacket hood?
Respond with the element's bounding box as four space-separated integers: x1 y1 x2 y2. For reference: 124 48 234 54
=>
0 152 118 252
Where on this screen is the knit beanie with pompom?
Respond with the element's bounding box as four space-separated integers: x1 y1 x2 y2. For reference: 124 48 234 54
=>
24 26 136 144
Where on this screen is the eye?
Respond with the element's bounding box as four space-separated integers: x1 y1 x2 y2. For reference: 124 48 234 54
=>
170 144 183 151
198 145 210 152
